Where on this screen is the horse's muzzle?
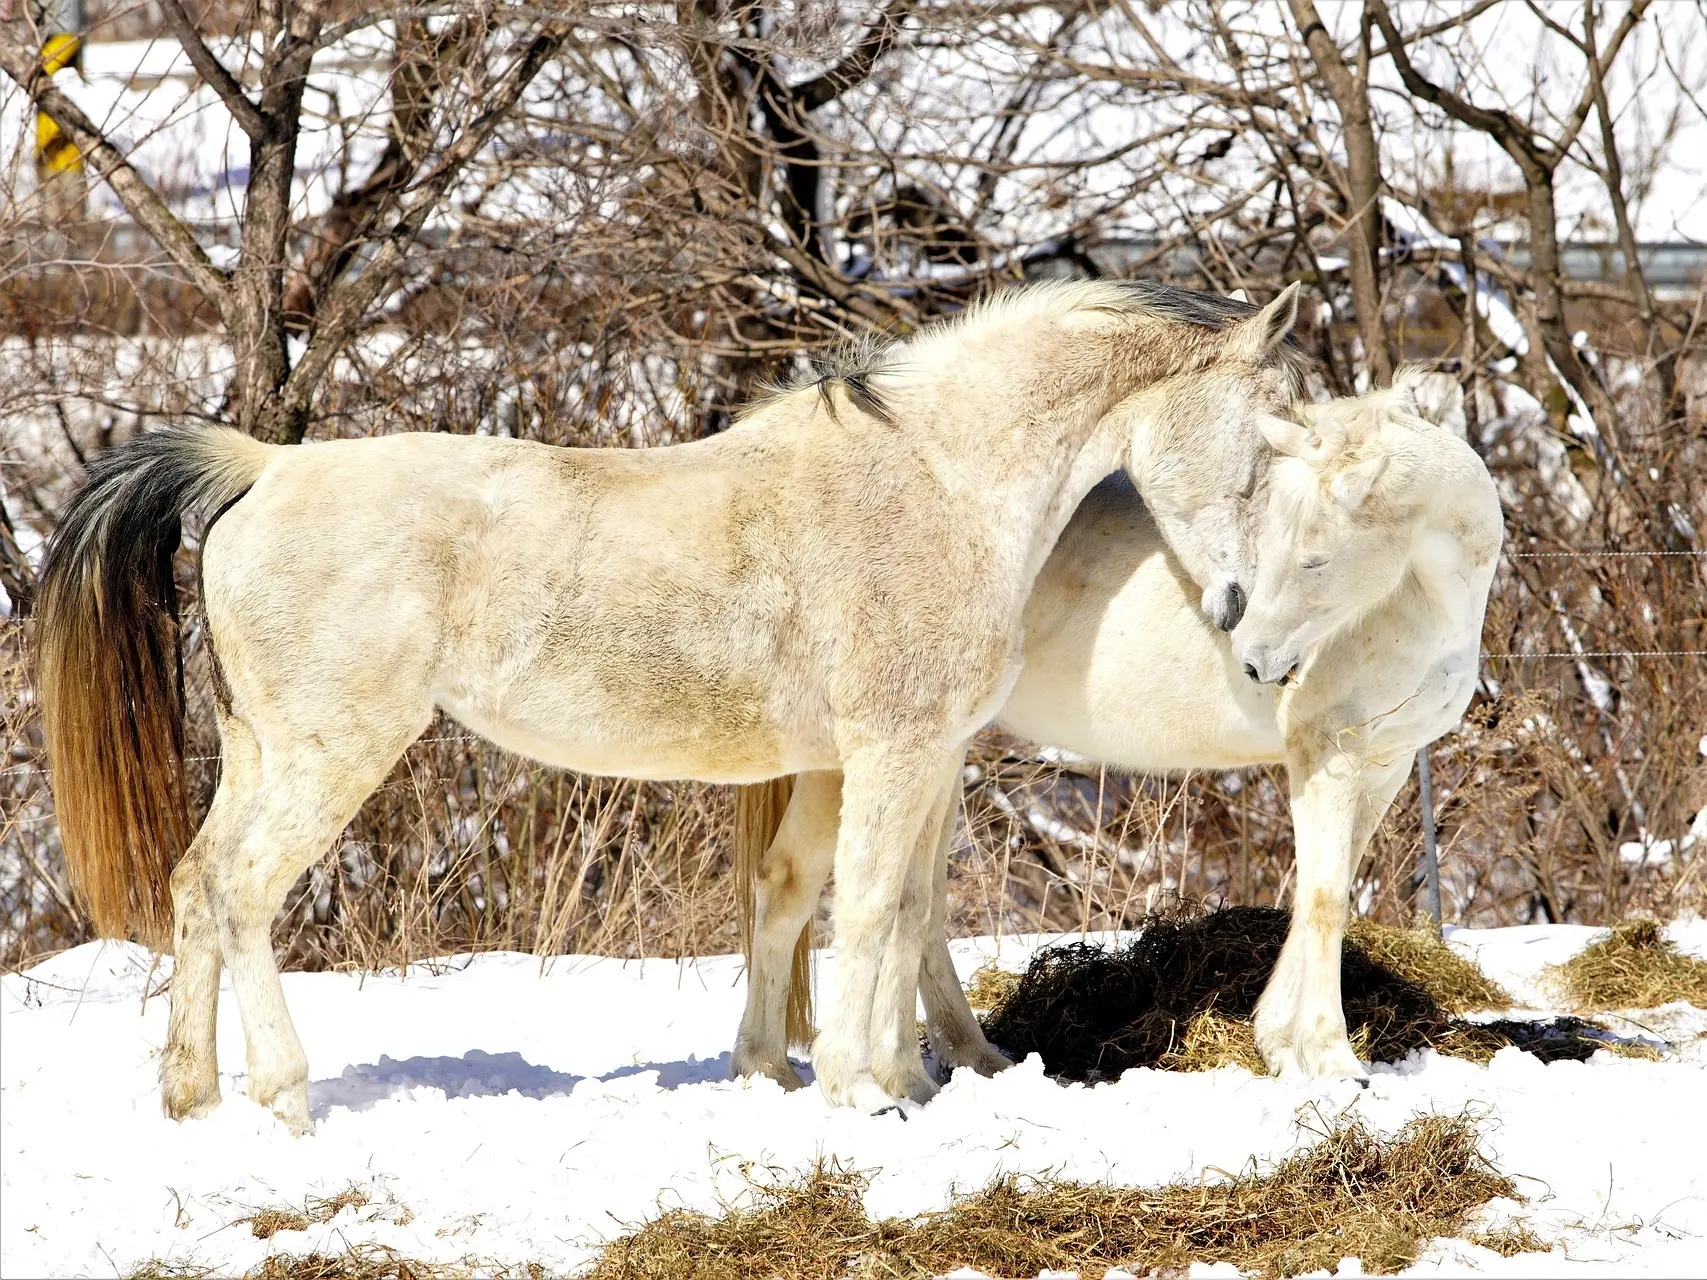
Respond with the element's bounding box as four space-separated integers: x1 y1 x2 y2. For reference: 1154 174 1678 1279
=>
1208 582 1247 632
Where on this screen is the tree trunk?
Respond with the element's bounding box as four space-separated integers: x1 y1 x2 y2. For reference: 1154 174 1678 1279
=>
1291 0 1390 383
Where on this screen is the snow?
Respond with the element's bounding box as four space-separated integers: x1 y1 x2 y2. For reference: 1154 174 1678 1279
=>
3 925 1705 1278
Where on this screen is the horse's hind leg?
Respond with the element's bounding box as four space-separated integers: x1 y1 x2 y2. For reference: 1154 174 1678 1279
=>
917 799 1012 1079
733 771 840 1090
203 709 428 1133
1255 748 1409 1079
160 713 261 1121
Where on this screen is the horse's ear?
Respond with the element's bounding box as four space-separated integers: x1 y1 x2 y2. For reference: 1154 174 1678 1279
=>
1258 414 1320 459
1230 282 1301 360
1227 288 1250 303
1331 454 1389 510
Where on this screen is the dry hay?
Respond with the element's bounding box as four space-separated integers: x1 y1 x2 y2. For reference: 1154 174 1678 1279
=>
1469 1224 1552 1257
1345 918 1510 1012
131 1249 538 1280
979 906 1620 1079
1157 1009 1268 1073
1547 919 1707 1011
247 1188 374 1239
963 961 1024 1012
587 1113 1521 1279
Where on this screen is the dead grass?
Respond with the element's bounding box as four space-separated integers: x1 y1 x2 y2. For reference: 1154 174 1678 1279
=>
587 1113 1522 1279
1469 1224 1551 1257
1547 919 1707 1011
246 1188 374 1240
1346 918 1511 1013
131 1247 540 1280
1158 1010 1268 1073
963 961 1024 1012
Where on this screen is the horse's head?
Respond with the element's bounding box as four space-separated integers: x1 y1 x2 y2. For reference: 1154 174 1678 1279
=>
1231 371 1437 685
1125 282 1304 633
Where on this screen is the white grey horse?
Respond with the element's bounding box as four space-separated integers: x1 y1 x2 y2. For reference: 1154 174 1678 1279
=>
734 370 1502 1085
34 279 1306 1130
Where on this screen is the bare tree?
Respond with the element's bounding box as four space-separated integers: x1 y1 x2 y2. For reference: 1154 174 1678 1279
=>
0 0 567 443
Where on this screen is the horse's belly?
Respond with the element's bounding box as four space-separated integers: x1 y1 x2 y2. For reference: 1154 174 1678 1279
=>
1000 689 1283 772
1001 601 1284 772
434 691 836 784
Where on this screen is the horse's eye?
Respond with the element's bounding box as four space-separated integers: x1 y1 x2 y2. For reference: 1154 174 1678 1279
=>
1301 556 1328 571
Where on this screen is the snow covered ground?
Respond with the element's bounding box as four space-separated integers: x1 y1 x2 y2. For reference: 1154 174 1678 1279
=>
3 924 1704 1279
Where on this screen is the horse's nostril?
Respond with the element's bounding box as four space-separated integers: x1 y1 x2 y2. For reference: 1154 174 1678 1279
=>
1243 663 1259 682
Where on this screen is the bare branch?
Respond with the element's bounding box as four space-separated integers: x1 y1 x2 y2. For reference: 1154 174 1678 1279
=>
157 0 269 140
0 32 231 309
282 26 569 419
792 0 914 111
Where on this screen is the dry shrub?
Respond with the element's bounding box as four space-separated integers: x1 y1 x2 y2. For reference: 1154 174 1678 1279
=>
588 1114 1522 1279
1547 919 1707 1010
980 906 1631 1078
1345 919 1511 1013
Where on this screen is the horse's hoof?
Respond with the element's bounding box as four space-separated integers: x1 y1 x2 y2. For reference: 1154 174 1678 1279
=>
817 1068 900 1112
874 1059 940 1105
957 1045 1015 1078
160 1052 222 1121
251 1081 314 1136
161 1081 221 1122
734 1057 807 1091
1257 1024 1367 1082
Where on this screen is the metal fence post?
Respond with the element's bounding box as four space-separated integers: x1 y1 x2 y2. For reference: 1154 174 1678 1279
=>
1415 744 1441 930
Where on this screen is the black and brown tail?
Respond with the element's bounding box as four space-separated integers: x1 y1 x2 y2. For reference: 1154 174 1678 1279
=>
34 426 274 948
734 775 816 1045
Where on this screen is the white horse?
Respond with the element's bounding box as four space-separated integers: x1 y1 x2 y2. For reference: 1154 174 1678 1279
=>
34 279 1307 1130
734 370 1502 1085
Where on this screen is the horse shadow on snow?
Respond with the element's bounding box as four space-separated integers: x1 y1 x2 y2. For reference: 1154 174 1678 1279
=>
307 1047 790 1120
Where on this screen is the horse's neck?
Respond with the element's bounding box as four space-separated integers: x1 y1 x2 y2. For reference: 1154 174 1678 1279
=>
907 325 1164 598
1404 451 1502 645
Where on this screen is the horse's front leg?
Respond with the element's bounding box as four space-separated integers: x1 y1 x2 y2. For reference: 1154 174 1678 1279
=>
813 741 951 1110
1255 746 1410 1080
868 750 970 1101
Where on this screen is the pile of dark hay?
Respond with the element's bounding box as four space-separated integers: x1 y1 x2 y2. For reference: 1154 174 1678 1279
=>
588 1113 1523 1279
1548 919 1707 1011
979 906 1618 1080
